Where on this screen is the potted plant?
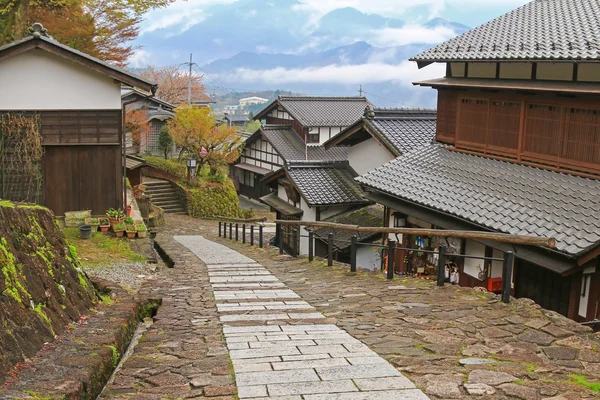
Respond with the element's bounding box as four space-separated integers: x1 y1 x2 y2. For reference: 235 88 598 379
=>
135 224 147 238
126 205 132 217
124 216 134 225
85 217 99 231
106 208 125 227
126 225 137 239
113 223 126 238
99 218 110 233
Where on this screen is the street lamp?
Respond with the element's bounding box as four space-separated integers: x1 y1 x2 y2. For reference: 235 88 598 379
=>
187 158 197 181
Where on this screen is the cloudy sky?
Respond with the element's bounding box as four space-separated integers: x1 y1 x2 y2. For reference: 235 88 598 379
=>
133 0 531 106
139 0 530 36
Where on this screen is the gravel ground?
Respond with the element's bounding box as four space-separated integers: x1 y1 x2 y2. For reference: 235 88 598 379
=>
84 261 163 292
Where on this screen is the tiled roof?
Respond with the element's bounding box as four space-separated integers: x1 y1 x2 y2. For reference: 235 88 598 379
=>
225 114 250 123
260 192 303 217
287 163 370 207
261 125 347 162
411 0 600 62
278 96 370 127
366 108 436 156
357 145 600 257
311 205 384 251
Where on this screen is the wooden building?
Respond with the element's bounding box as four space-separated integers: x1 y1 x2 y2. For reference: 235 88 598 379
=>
233 96 369 201
357 0 600 321
0 23 156 216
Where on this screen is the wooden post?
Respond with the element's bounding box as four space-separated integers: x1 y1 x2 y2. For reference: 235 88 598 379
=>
350 235 358 273
437 245 446 287
308 231 314 262
235 223 239 241
258 225 263 248
218 221 222 237
387 240 395 280
327 233 334 267
502 251 514 304
279 225 284 255
229 223 232 239
242 224 246 244
292 229 298 258
250 225 255 246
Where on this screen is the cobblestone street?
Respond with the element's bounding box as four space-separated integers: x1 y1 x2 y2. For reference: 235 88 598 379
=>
175 235 428 399
160 215 600 399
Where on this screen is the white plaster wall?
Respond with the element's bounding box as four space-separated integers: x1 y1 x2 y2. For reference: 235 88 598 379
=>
499 63 532 80
463 240 486 280
537 63 574 81
348 138 394 175
579 266 597 317
299 201 316 255
0 50 122 110
450 62 466 77
468 63 497 78
268 108 292 120
490 248 504 278
578 64 600 82
357 245 382 271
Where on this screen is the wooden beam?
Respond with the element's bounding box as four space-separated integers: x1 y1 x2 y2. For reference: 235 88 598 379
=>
217 216 268 223
275 220 556 248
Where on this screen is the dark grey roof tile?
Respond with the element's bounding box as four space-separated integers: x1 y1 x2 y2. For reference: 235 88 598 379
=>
357 145 600 256
287 164 370 206
278 96 370 127
412 0 600 62
261 125 347 162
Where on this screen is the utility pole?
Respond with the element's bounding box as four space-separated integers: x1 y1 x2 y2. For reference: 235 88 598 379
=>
181 53 197 105
358 84 363 97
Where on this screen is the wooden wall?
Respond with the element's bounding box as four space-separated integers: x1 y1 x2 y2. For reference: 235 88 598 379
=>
0 109 123 215
435 88 600 177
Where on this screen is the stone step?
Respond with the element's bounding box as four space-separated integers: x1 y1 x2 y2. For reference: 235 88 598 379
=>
150 193 180 201
146 187 175 194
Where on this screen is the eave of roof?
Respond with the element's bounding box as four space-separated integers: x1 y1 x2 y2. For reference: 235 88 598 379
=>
0 34 156 92
260 192 303 217
122 88 176 110
323 118 399 157
414 77 600 94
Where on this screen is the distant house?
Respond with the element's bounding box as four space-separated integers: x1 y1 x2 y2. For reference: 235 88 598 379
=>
0 23 156 216
358 0 600 321
122 88 176 156
191 93 215 108
234 96 371 256
233 96 370 202
240 96 269 107
222 113 250 128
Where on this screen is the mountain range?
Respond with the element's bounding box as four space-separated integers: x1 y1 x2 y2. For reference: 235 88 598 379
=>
134 0 471 106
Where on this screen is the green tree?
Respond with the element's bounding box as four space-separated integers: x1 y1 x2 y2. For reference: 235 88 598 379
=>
157 125 174 159
244 120 261 134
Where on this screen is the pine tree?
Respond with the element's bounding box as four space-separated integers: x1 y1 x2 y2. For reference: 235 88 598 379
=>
157 125 174 159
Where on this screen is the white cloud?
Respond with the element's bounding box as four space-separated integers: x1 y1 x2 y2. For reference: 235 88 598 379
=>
128 49 154 68
370 25 457 47
216 61 445 86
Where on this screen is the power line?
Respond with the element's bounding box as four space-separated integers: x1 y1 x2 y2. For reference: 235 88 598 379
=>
361 89 418 109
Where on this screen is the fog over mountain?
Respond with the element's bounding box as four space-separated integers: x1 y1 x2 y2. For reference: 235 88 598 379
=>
133 0 473 107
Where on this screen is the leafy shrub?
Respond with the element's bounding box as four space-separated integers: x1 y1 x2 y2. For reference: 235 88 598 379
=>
142 156 187 180
188 180 246 219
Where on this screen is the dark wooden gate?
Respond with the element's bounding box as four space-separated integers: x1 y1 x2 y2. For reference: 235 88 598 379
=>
515 259 571 317
43 145 122 216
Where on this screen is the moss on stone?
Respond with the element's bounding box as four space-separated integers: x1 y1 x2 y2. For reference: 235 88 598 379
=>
0 199 15 208
33 303 52 327
0 237 29 304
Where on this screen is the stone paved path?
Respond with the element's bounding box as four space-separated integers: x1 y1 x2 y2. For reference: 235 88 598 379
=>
175 235 429 400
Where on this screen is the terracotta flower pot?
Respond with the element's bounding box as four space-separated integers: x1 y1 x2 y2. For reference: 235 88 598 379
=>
126 231 137 239
100 225 110 233
114 230 125 238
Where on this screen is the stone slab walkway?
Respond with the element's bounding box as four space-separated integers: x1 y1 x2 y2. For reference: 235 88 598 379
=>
174 235 429 400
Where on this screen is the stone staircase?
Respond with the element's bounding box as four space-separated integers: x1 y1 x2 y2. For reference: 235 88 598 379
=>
144 179 187 215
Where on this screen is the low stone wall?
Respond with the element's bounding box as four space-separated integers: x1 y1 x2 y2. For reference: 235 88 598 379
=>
0 201 98 382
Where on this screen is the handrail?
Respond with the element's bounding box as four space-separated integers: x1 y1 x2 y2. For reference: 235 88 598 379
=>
274 220 556 248
216 216 268 223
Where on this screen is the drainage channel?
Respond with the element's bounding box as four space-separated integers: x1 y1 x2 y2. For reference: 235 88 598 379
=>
96 299 161 399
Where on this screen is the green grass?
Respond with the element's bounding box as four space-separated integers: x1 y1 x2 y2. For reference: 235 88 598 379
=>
63 229 146 266
569 374 600 392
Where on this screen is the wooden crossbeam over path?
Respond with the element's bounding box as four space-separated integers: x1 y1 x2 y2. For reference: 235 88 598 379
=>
274 220 556 249
216 216 268 224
